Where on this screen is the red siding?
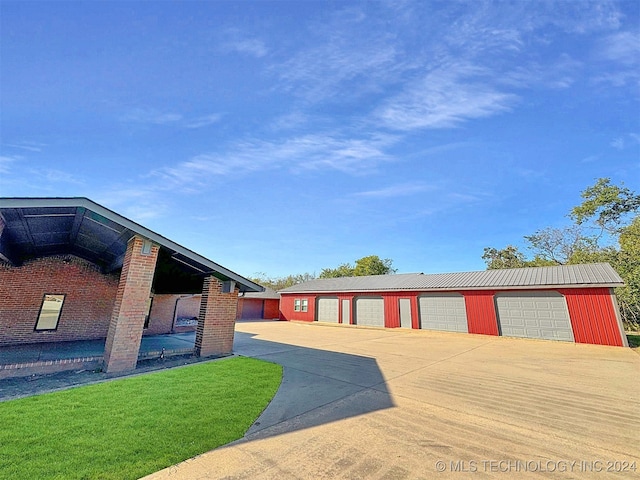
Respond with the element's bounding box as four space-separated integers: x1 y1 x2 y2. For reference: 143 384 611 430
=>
382 293 420 328
461 290 499 336
263 299 280 319
384 295 399 328
280 287 625 347
279 294 316 321
560 288 624 347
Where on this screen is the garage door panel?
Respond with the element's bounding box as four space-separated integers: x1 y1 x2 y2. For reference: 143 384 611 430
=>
419 293 468 333
496 291 574 342
354 297 384 327
241 300 263 319
317 297 339 323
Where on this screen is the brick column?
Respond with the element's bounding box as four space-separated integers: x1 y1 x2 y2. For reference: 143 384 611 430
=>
195 276 238 357
104 236 159 373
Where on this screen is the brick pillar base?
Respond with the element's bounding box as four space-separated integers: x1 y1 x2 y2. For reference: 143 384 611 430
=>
195 276 238 357
104 236 158 373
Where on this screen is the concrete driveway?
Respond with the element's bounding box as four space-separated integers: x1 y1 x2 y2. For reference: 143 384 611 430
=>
145 321 640 479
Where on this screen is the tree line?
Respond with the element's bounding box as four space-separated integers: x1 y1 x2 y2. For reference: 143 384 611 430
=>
249 255 396 292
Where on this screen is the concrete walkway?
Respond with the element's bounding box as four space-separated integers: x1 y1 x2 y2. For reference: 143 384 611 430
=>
145 321 640 480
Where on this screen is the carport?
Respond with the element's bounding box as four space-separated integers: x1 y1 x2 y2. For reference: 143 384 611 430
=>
0 197 262 377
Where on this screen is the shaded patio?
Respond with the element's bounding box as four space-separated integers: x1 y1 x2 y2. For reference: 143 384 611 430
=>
0 332 196 379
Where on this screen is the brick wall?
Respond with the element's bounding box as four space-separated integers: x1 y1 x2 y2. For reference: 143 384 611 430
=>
0 255 119 345
145 294 201 335
195 276 238 357
104 236 159 373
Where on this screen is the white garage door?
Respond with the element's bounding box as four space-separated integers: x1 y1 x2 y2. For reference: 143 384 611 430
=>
495 291 574 342
316 297 339 323
419 293 468 333
354 297 385 327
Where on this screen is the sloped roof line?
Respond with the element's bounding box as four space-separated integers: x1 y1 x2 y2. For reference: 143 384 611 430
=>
0 197 263 293
279 263 624 293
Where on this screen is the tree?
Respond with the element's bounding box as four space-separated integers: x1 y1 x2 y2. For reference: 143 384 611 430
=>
483 178 640 329
354 255 396 276
249 272 316 291
320 255 396 278
523 225 593 265
613 218 640 326
319 263 355 278
571 178 640 236
482 245 527 269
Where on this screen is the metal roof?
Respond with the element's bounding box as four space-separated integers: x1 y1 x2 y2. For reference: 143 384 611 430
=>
0 197 263 293
279 263 624 293
242 287 281 299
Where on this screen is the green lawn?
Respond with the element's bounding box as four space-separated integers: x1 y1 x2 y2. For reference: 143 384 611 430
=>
0 357 282 480
627 334 640 348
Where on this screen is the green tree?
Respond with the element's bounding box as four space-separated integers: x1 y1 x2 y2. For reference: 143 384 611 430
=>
483 178 640 329
571 178 640 235
249 272 316 291
320 255 396 278
319 263 355 278
353 255 396 276
482 245 527 269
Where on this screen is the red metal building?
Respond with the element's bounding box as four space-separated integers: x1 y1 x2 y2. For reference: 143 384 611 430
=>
279 264 627 347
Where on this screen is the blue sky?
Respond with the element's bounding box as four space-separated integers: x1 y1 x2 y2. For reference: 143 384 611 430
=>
1 1 639 279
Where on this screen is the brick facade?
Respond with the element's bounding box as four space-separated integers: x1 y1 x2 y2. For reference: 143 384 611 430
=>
104 236 159 373
145 294 201 335
195 276 238 357
0 255 119 345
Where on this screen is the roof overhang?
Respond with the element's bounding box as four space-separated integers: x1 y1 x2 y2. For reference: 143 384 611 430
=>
0 197 263 293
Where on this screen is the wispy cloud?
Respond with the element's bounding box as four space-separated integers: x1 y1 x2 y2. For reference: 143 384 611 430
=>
353 182 434 199
184 114 223 129
120 108 223 129
596 31 640 65
593 31 640 87
0 156 16 174
501 55 581 90
3 141 46 153
221 38 268 58
94 187 168 221
375 63 518 131
121 108 183 125
273 7 404 105
269 112 310 131
29 169 85 185
611 137 625 150
611 133 640 151
153 132 397 188
581 155 599 163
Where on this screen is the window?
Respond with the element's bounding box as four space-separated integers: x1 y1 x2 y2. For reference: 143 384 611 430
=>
35 294 65 331
294 299 308 312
